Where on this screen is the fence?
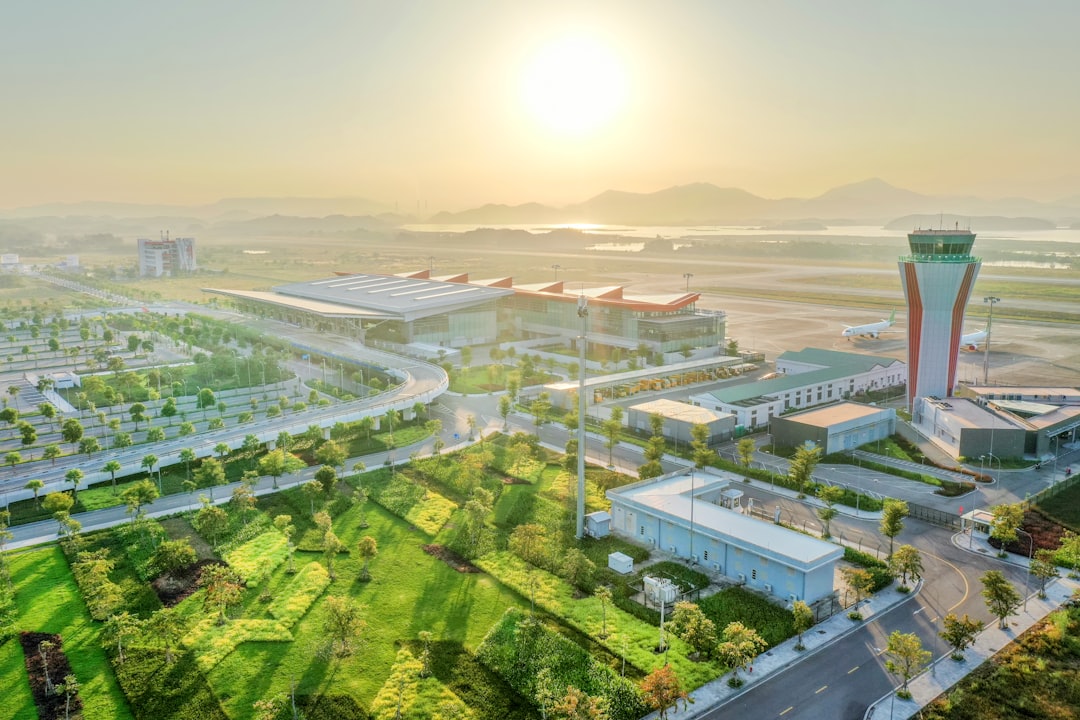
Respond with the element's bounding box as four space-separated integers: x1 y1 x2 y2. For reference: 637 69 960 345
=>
1028 471 1080 506
906 501 962 530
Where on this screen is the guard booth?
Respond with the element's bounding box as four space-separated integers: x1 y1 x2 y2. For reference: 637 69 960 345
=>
960 508 994 536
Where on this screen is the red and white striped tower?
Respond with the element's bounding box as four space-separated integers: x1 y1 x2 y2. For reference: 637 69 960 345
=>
898 227 981 409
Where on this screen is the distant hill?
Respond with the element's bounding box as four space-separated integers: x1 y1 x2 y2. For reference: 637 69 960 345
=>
885 214 1057 232
212 214 396 235
3 195 393 221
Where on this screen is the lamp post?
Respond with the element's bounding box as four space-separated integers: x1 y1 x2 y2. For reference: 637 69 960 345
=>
552 264 562 281
575 295 588 540
683 273 693 292
982 296 1000 385
689 469 695 562
1017 527 1034 612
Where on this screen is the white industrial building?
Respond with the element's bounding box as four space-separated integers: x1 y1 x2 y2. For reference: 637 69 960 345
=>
689 348 906 430
626 398 736 446
606 469 843 604
770 402 896 454
138 235 196 277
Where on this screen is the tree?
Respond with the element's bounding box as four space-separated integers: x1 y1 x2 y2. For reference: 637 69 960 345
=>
179 448 196 481
39 402 57 428
258 448 305 489
357 535 378 581
792 600 814 650
61 418 84 449
690 422 716 469
148 607 183 664
530 393 551 428
274 514 297 573
42 492 74 533
736 437 755 467
4 451 20 471
65 468 84 500
323 595 366 657
194 502 229 548
197 387 216 418
561 548 595 590
314 439 346 471
552 686 609 720
884 630 931 696
640 664 690 720
981 569 1021 629
150 539 197 578
1030 548 1059 598
242 433 261 469
509 523 548 566
499 394 512 429
669 601 717 657
141 454 160 488
43 444 61 465
178 421 196 437
879 498 909 558
301 479 324 515
816 484 844 538
200 563 244 624
890 544 924 589
24 478 45 507
314 465 337 495
323 530 344 579
593 585 613 639
939 613 984 661
989 503 1024 555
214 442 230 460
195 457 226 499
602 406 624 466
0 407 17 428
129 402 148 430
17 421 36 453
276 430 292 451
843 567 875 610
787 443 822 496
146 426 166 442
230 484 257 522
112 431 133 449
121 479 159 521
101 460 122 492
716 621 768 685
159 397 177 425
102 611 141 664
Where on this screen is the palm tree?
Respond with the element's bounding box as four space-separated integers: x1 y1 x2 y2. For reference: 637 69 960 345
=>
102 460 122 493
24 478 44 508
141 454 160 490
65 468 85 500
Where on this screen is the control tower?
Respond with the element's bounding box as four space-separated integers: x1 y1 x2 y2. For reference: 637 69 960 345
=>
898 226 981 408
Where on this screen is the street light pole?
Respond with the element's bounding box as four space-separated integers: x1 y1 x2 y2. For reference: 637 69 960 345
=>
683 273 693 292
552 264 562 281
575 295 588 540
1017 528 1034 612
982 296 1000 385
689 469 695 562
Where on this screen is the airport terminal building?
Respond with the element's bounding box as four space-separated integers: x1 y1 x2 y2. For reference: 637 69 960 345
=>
207 269 725 356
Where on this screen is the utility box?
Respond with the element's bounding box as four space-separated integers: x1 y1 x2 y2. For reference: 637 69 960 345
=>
585 511 612 538
608 552 633 575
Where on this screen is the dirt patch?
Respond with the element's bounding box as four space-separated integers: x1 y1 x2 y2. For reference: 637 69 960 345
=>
19 632 81 720
159 516 218 561
422 544 481 573
152 559 226 607
501 476 530 485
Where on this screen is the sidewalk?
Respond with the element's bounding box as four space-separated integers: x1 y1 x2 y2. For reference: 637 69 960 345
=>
863 534 1080 719
658 584 917 719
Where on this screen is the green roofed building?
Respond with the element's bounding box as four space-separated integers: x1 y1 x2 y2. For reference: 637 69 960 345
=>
689 347 906 429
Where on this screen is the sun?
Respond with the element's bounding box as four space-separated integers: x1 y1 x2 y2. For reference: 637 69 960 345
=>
520 35 628 137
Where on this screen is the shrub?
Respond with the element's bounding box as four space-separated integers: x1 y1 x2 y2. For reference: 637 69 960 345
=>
224 531 289 587
843 547 893 593
111 648 228 720
183 617 292 672
370 648 473 720
268 562 330 628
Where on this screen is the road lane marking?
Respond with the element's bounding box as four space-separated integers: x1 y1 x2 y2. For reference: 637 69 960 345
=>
923 548 970 612
815 685 828 694
930 616 939 623
848 666 859 674
913 607 925 615
779 707 793 716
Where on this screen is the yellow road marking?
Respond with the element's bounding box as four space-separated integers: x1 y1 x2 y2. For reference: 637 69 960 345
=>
848 666 859 674
815 685 828 694
779 707 793 716
922 548 970 612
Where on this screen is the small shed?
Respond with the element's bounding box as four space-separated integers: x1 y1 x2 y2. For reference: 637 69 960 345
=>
608 551 634 575
585 511 612 538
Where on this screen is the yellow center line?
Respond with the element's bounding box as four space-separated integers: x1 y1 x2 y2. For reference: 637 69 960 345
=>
815 685 828 694
779 707 794 716
848 666 860 674
922 548 970 612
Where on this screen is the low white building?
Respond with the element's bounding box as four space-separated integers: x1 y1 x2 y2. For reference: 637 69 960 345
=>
627 398 736 446
771 402 896 454
606 469 843 604
690 348 906 430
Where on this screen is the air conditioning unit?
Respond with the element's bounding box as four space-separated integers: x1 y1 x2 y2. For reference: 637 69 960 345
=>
789 593 799 603
712 563 721 572
669 545 677 553
763 583 773 593
737 573 746 583
690 555 698 564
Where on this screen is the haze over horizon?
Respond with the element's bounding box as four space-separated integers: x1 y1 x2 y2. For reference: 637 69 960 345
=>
5 1 1080 213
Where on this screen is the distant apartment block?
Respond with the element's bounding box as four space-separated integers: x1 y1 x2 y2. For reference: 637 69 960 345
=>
138 236 196 277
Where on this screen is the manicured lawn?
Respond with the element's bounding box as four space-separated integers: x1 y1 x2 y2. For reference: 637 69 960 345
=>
1037 481 1080 532
0 546 133 720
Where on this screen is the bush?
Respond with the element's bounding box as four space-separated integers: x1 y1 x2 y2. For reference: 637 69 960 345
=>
424 640 536 720
224 531 289 587
843 547 893 593
698 586 796 648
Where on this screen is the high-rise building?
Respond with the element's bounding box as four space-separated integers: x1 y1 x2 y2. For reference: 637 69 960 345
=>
137 235 196 277
898 227 981 410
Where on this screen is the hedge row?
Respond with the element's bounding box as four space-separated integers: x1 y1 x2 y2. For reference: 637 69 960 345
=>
843 547 893 593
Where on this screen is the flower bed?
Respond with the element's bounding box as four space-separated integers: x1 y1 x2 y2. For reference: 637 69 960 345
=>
268 562 330 628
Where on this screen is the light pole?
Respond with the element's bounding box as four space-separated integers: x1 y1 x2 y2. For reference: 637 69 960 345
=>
683 273 693 292
982 296 1000 385
576 295 588 540
552 264 562 281
1017 527 1034 612
689 469 695 562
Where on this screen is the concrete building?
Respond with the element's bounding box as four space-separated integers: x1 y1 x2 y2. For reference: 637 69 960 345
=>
626 398 736 446
959 386 1080 458
912 396 1026 462
898 228 981 407
606 469 843 604
689 348 905 430
138 236 196 277
770 402 896 454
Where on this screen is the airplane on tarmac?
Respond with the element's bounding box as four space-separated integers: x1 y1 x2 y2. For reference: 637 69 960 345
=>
841 310 897 339
960 324 989 350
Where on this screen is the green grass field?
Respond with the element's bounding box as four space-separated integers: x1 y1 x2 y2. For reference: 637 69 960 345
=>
0 546 133 720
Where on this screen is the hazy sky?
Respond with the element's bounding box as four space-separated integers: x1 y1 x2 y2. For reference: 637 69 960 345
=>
4 1 1079 211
